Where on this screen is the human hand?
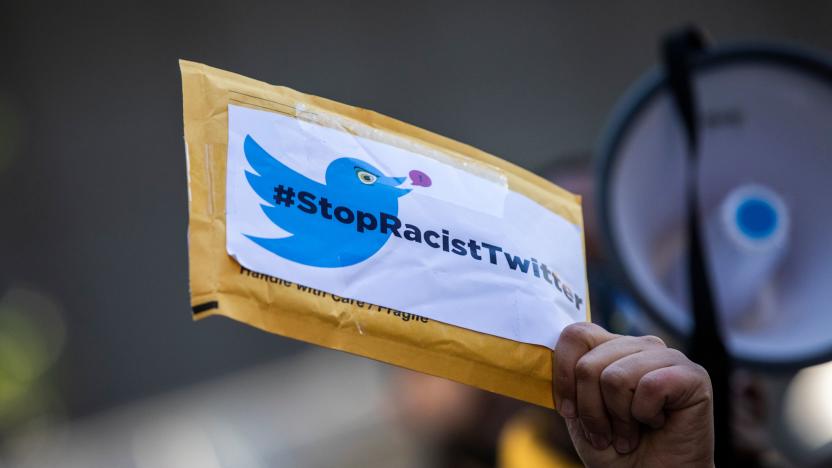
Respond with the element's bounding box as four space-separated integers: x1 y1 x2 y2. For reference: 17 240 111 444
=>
554 322 714 468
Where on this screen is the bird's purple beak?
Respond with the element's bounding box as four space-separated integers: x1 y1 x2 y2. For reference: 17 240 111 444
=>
409 169 432 188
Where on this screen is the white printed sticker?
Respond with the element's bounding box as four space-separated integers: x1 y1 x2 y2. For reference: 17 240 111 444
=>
226 104 587 348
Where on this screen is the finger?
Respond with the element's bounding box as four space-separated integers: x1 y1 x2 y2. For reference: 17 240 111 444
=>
597 340 671 453
564 414 594 457
600 347 689 426
572 335 665 453
631 363 712 430
553 322 617 419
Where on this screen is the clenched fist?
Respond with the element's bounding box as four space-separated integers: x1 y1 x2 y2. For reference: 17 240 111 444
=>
554 322 714 468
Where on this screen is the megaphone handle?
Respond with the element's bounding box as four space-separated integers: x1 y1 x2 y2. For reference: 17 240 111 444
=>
661 25 736 465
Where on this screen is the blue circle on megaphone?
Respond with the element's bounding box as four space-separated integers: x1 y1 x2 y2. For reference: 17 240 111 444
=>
737 197 778 240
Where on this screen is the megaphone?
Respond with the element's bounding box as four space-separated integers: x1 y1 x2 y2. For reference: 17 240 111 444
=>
597 40 832 369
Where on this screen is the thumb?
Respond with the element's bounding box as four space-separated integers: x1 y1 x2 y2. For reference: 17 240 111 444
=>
563 413 593 454
564 414 621 467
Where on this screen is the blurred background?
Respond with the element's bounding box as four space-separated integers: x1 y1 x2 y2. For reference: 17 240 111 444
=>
2 1 832 467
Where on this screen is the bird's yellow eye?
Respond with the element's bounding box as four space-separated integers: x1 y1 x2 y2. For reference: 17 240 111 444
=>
356 170 378 185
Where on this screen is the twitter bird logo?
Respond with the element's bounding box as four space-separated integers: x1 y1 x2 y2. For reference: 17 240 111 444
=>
243 135 417 267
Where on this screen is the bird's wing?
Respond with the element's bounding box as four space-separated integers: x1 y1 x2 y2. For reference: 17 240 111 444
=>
243 135 327 235
245 234 349 268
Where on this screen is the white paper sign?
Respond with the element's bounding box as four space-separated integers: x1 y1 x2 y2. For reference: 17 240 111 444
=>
226 104 587 348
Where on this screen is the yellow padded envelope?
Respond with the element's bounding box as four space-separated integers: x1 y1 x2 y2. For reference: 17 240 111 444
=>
181 60 589 408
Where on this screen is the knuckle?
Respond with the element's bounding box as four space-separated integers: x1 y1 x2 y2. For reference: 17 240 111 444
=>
560 322 595 343
600 365 630 391
640 334 666 347
690 363 714 396
664 347 688 362
692 362 709 378
575 356 600 381
639 372 665 397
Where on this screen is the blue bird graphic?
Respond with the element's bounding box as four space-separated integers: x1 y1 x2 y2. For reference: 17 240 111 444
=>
243 135 416 267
